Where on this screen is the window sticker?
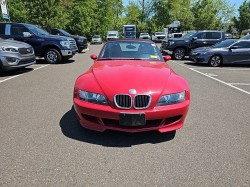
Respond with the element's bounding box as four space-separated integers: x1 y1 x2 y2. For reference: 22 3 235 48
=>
150 55 158 58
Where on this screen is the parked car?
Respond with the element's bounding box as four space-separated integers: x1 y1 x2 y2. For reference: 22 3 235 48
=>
0 23 77 63
91 35 102 44
45 28 88 52
160 30 226 60
152 32 166 42
0 37 36 75
240 34 250 40
73 39 190 133
106 31 119 41
139 33 151 40
189 39 250 67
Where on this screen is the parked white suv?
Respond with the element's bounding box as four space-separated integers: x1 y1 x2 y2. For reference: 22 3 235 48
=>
0 38 36 75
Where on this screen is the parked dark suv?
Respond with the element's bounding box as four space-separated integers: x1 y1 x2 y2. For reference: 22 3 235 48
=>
160 31 226 60
45 28 88 52
0 23 77 63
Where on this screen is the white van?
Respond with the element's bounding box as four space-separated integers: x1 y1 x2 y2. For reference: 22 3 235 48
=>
106 31 119 41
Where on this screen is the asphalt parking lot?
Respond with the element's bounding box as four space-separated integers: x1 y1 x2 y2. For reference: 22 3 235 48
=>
0 44 249 186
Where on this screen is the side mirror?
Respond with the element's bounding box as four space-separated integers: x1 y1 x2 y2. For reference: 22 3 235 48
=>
163 55 171 62
229 46 238 50
23 32 32 38
90 54 98 60
192 37 197 41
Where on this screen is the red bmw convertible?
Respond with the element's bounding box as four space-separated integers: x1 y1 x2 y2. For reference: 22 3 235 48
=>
74 39 190 133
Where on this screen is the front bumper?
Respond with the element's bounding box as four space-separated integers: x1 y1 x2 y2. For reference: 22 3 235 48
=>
0 56 36 71
189 53 210 63
61 49 77 56
77 43 88 49
74 96 190 133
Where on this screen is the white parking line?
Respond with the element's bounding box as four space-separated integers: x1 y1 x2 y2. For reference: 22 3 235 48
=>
193 67 250 71
0 64 49 84
230 83 250 86
171 61 250 95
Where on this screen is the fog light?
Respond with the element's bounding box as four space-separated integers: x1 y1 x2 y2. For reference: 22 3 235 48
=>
6 57 19 65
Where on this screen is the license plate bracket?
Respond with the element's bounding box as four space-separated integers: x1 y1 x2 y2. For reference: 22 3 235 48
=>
119 113 146 126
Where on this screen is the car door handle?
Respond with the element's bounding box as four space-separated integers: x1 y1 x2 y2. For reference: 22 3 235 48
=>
203 42 207 44
8 38 14 40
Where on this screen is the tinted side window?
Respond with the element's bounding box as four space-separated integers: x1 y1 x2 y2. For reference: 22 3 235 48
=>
0 24 5 34
232 41 250 48
207 32 221 39
196 32 206 39
10 25 29 36
51 29 61 35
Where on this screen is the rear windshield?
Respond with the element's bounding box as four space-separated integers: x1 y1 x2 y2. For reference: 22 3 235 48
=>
98 41 163 61
241 35 250 40
108 34 117 36
156 32 164 35
213 40 237 48
93 35 100 38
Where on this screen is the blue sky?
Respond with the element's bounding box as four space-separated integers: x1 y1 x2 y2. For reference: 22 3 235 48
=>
123 0 246 11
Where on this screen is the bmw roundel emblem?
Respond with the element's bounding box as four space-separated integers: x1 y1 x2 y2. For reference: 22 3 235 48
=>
129 89 136 94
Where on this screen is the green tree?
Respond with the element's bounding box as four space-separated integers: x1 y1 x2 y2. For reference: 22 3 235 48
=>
26 0 69 29
232 0 250 37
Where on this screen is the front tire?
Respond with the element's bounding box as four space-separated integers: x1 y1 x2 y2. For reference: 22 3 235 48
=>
173 48 186 60
209 55 222 67
44 48 61 64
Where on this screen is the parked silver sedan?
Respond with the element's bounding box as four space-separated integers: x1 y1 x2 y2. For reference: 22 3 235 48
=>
139 33 151 40
189 39 250 67
91 35 102 44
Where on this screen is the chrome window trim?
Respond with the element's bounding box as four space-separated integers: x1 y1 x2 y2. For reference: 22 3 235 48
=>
114 94 132 109
133 94 152 109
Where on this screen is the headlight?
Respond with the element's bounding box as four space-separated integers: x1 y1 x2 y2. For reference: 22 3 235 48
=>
169 41 175 46
78 89 109 106
156 91 186 106
60 41 70 48
78 38 83 42
0 46 18 52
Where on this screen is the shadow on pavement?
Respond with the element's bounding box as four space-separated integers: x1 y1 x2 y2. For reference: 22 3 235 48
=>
60 106 176 147
35 58 74 65
0 67 33 77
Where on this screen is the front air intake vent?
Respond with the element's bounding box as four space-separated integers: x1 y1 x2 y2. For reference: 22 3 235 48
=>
134 95 151 109
114 94 132 109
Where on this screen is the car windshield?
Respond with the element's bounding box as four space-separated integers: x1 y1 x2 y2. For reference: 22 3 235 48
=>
26 25 49 36
59 29 71 36
98 41 163 61
212 40 238 48
182 31 196 38
156 32 164 35
241 35 250 39
93 35 100 38
108 34 117 36
140 33 148 36
125 32 136 37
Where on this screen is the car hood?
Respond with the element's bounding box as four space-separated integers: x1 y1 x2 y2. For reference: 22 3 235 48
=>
92 60 171 99
0 39 31 48
39 34 73 41
69 35 86 39
164 38 189 42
